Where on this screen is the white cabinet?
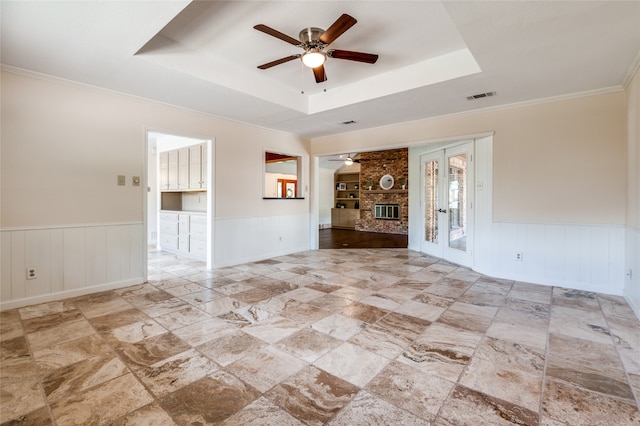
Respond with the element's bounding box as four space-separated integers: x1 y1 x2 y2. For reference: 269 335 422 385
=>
159 143 207 191
178 148 189 190
168 150 179 190
159 211 206 261
189 214 207 260
159 152 169 190
159 212 179 251
189 143 207 190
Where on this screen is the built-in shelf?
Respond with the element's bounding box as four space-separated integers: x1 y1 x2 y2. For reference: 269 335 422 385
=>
334 171 361 229
362 189 408 194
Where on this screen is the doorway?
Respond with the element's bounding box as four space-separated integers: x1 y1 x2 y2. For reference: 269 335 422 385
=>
420 142 474 267
145 131 214 272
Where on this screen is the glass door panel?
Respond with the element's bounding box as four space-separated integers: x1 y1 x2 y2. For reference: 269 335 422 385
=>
447 154 467 252
424 160 439 244
421 142 473 267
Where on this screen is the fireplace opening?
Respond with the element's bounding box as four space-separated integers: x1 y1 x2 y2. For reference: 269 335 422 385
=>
375 204 400 220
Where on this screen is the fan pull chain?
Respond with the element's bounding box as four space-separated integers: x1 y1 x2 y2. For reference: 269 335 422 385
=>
300 60 305 95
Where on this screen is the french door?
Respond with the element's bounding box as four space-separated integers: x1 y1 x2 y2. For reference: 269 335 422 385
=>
420 143 474 267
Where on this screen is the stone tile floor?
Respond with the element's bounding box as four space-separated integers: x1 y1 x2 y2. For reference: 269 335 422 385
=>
1 248 639 425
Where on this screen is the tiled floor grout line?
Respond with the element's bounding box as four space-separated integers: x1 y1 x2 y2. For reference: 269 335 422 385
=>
4 248 639 425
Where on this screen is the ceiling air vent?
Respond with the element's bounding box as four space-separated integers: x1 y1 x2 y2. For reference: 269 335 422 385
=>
340 120 357 125
466 91 496 100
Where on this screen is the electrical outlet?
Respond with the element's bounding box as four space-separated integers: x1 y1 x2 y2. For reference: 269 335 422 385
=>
515 252 523 261
26 267 37 280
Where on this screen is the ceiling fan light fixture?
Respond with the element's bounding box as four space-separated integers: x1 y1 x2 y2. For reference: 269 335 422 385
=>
345 157 354 166
302 49 326 68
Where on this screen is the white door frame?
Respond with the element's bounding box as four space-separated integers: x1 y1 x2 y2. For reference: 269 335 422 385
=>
419 141 474 267
143 129 215 280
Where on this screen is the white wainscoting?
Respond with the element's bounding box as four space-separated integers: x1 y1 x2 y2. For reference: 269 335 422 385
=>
1 223 144 310
624 225 640 319
214 213 310 268
471 222 626 296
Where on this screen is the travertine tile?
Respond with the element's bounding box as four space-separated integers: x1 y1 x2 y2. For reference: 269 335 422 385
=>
340 301 388 324
266 366 359 425
32 334 112 374
42 353 129 402
473 336 545 375
18 300 76 320
154 306 213 330
311 313 366 340
226 346 306 393
4 247 639 425
197 329 267 366
110 403 176 425
313 342 389 387
542 378 640 425
50 373 153 426
274 327 342 362
160 370 260 424
171 317 236 347
242 314 303 343
197 296 246 315
436 302 497 333
366 360 454 421
106 319 167 344
459 357 542 412
221 396 305 426
398 323 480 382
0 376 46 423
328 391 424 425
437 384 539 426
27 319 96 351
135 348 218 398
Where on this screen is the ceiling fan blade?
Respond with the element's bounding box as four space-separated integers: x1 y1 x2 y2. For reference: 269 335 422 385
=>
319 14 357 45
254 24 301 46
329 49 379 64
313 65 327 83
257 55 300 69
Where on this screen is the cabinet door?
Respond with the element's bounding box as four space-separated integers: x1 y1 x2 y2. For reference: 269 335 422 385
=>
200 143 208 189
189 145 202 189
159 152 169 190
168 150 179 190
331 209 341 227
345 210 354 228
178 147 190 190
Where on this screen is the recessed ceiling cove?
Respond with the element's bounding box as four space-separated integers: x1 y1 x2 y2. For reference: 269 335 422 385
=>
134 1 481 114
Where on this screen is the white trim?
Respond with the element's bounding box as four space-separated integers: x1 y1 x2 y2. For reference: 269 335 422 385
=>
0 277 144 311
144 129 216 270
0 222 143 232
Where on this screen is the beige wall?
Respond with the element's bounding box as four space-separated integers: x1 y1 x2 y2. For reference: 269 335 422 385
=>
311 92 627 225
627 66 640 229
1 70 309 229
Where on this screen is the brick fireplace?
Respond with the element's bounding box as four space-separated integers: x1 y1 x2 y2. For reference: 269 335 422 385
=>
356 148 408 235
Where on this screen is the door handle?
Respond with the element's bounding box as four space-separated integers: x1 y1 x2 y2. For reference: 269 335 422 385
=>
437 208 447 213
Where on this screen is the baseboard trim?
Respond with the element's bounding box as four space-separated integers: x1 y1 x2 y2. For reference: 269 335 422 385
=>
0 277 144 311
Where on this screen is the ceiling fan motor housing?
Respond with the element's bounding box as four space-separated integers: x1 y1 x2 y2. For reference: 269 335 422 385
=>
299 27 326 49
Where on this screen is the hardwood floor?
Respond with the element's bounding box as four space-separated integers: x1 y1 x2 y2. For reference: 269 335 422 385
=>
319 228 408 249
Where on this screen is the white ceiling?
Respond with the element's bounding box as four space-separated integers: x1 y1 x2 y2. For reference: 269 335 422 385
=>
2 1 639 140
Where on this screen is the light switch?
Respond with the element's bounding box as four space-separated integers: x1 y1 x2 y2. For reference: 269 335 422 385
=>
117 175 126 186
132 176 140 186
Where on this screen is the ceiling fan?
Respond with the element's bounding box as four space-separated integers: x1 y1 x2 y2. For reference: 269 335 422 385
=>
330 154 361 165
254 13 379 83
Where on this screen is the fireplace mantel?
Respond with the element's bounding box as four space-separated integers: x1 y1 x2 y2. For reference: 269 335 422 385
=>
362 189 408 194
